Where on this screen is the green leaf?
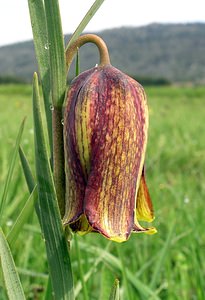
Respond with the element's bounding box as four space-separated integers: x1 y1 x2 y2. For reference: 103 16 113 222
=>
19 147 35 194
44 0 66 214
6 187 37 247
17 268 48 280
32 73 74 299
109 279 120 300
100 265 116 300
117 245 131 300
0 119 25 225
44 276 52 300
19 146 41 221
28 0 53 153
74 242 112 298
75 49 80 77
0 228 26 300
150 223 175 289
74 236 89 300
66 0 105 49
44 0 66 107
80 243 160 300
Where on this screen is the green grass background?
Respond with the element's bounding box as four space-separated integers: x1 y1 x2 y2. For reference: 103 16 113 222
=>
0 84 205 299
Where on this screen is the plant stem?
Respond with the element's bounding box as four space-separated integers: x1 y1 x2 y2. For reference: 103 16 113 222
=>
65 34 110 71
52 106 65 217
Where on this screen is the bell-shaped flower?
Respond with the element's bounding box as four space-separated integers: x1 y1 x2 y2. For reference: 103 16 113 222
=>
63 54 156 242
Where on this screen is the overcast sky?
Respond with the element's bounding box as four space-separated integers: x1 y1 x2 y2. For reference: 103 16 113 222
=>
0 0 205 47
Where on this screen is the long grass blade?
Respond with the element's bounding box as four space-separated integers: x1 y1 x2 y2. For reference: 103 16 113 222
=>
19 147 35 193
44 0 66 107
66 0 105 49
150 223 175 289
117 245 132 300
6 187 37 247
44 0 66 215
100 265 115 300
28 0 53 153
0 119 25 224
75 242 112 298
109 279 120 300
0 228 26 300
74 236 89 300
17 268 48 280
44 276 52 300
32 72 74 299
19 146 42 221
80 243 160 300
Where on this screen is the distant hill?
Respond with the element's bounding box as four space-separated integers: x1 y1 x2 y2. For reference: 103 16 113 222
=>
0 23 205 84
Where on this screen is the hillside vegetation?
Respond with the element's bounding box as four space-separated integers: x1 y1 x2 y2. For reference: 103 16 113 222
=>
0 23 205 84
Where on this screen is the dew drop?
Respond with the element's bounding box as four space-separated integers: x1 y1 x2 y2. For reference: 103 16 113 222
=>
6 220 13 227
184 197 190 204
61 119 64 126
44 43 49 50
50 104 54 111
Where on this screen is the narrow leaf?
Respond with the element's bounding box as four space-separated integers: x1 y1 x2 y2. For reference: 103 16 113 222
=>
19 146 41 221
75 49 80 76
6 187 37 247
17 268 48 279
19 147 35 193
66 0 105 49
0 228 26 300
28 0 53 153
75 242 112 298
0 119 25 224
44 277 52 300
32 73 74 299
44 0 66 107
109 279 120 300
80 243 160 300
44 0 66 214
100 265 115 300
74 236 89 300
117 245 131 300
150 223 175 289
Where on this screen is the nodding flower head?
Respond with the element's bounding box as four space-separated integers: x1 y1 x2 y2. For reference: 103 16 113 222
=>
63 35 156 242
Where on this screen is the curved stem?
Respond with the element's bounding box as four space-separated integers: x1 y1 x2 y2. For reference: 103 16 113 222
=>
65 34 110 71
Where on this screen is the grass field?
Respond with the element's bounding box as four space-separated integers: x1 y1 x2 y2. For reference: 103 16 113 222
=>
0 84 205 299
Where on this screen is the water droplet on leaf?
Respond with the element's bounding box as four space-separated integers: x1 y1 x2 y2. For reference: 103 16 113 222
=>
44 43 49 50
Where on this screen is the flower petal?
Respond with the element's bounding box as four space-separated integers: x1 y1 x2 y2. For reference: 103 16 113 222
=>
82 66 149 242
69 214 94 235
63 68 96 225
135 166 154 222
133 219 157 235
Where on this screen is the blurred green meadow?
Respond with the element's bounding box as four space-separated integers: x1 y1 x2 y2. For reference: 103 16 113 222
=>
0 84 205 299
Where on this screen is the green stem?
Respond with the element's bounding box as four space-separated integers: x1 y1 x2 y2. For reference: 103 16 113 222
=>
65 34 110 71
52 107 65 217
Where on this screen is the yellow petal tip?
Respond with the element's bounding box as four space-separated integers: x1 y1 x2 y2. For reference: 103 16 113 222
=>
108 235 128 243
144 227 157 235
